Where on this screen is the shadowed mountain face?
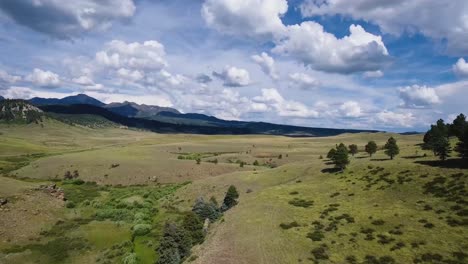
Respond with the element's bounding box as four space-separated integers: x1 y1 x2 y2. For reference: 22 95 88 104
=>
39 103 378 137
29 94 105 107
39 104 250 135
104 101 180 118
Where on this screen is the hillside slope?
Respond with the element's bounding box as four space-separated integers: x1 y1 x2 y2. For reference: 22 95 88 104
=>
0 99 43 124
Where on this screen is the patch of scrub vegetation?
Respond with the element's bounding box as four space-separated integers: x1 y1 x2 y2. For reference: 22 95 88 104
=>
61 181 104 204
3 237 89 264
176 152 227 160
2 181 190 263
156 185 240 264
0 153 49 174
279 221 300 230
288 198 314 208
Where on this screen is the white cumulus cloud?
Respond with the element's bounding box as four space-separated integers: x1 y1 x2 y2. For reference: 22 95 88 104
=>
273 22 389 74
453 58 468 78
201 0 288 38
289 72 321 90
26 68 61 88
253 88 319 118
213 66 251 87
339 101 362 118
252 52 278 80
96 40 167 70
0 69 21 84
0 0 136 39
300 0 468 55
398 85 441 108
375 111 416 128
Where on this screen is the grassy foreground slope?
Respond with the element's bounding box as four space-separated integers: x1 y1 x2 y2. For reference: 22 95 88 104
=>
0 120 467 264
176 134 467 264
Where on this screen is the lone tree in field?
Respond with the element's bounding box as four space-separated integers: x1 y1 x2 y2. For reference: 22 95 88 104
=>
348 144 358 156
365 141 377 157
326 148 336 159
333 143 350 170
221 185 239 212
384 137 400 160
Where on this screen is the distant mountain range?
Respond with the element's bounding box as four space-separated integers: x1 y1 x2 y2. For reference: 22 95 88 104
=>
104 101 180 118
0 94 379 136
28 94 105 107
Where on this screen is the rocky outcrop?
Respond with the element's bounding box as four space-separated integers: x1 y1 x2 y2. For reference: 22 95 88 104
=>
0 99 43 123
36 184 66 201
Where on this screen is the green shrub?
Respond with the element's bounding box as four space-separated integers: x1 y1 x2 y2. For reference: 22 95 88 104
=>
307 230 324 241
279 221 300 230
371 219 385 225
66 201 76 208
123 253 138 264
132 224 152 237
288 198 314 208
311 246 329 260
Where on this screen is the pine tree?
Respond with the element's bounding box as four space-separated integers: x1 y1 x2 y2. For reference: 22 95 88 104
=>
348 144 358 156
157 223 182 264
433 136 451 161
425 119 452 159
450 113 466 138
365 141 377 157
455 127 468 159
333 143 350 170
192 197 221 222
221 185 239 211
182 212 205 245
384 137 399 160
326 148 336 159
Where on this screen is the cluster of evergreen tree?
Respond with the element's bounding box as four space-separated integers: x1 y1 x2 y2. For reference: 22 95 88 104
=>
423 114 467 160
327 143 350 170
326 137 400 169
156 222 193 264
157 186 239 264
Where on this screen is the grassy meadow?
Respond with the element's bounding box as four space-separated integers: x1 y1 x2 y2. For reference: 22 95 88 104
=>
0 119 466 264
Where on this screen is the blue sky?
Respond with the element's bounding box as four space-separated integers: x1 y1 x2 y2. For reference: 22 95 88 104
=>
0 0 467 132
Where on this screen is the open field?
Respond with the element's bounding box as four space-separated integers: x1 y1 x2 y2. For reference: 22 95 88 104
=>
0 121 467 264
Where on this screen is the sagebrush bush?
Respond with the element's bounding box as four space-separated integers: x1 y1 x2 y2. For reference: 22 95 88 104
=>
132 224 152 237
